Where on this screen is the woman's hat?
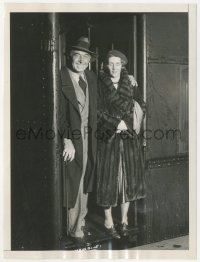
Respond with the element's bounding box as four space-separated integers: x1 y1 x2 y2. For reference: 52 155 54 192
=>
69 36 97 57
106 49 128 65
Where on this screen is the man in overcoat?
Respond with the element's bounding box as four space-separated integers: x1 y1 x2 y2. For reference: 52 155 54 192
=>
60 37 97 244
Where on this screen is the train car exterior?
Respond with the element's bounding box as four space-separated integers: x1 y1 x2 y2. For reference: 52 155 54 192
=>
10 12 189 250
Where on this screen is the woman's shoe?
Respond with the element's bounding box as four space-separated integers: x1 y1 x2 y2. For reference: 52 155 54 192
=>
118 223 129 237
104 225 121 239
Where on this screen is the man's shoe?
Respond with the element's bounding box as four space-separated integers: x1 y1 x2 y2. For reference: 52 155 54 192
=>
81 225 92 236
71 236 88 246
104 225 121 239
118 223 129 237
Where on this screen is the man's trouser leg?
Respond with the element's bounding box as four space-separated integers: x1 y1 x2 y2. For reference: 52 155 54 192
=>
68 175 88 238
68 124 88 238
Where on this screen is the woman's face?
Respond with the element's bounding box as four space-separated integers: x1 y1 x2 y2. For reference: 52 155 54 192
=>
107 56 122 78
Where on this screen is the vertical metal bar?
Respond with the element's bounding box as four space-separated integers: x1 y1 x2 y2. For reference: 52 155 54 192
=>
48 12 62 249
133 15 137 79
141 14 147 244
88 27 91 43
59 33 66 70
142 14 147 148
88 27 91 70
96 46 99 75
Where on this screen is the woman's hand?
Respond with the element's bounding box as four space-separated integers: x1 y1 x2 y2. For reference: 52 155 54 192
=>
116 120 128 133
128 75 138 87
63 138 75 162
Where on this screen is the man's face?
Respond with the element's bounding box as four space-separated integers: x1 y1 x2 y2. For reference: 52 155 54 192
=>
107 56 122 78
70 50 91 74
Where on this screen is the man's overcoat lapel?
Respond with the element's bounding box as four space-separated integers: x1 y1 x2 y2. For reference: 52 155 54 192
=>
85 70 96 124
60 67 81 117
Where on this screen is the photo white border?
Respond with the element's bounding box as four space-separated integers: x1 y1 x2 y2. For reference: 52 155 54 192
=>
2 2 197 260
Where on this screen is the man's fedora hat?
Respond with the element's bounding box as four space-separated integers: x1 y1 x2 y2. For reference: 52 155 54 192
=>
69 36 97 57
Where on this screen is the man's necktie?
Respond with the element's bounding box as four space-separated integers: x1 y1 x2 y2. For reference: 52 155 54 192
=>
78 76 87 96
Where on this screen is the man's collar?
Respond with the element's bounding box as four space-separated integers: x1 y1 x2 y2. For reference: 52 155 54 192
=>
67 68 86 82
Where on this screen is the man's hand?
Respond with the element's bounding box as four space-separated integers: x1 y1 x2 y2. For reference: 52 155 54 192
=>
116 120 128 133
63 138 75 162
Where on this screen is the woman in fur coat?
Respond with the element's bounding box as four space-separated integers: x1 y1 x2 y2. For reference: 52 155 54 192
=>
96 50 146 239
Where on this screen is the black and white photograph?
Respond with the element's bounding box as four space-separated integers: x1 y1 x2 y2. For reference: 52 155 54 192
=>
2 2 197 260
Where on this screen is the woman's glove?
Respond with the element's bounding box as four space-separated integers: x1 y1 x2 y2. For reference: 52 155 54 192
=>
116 120 128 133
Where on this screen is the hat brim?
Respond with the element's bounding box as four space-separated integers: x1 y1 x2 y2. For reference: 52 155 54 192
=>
65 46 98 62
70 45 97 56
